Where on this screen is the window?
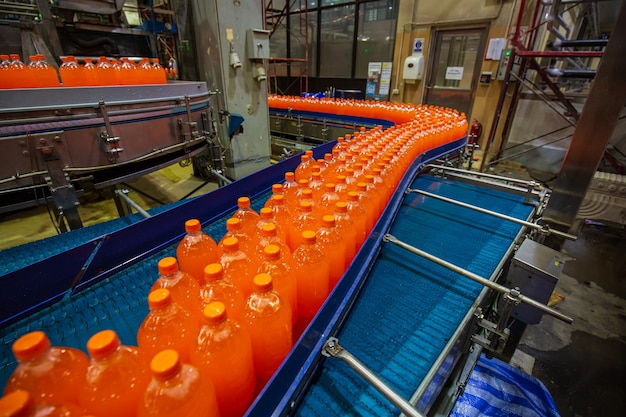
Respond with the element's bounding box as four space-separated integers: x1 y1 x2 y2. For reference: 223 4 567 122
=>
319 4 355 77
290 11 318 77
355 0 395 78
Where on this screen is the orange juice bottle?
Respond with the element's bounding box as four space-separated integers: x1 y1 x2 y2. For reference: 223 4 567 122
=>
82 330 149 417
176 219 219 284
137 289 199 363
190 302 256 417
291 231 330 321
295 154 314 181
233 196 260 237
309 171 325 202
200 263 246 322
334 175 349 201
316 215 347 289
334 202 357 267
269 194 292 240
4 331 89 407
257 244 298 325
8 54 29 88
288 201 320 252
151 58 167 84
218 217 256 261
0 389 82 417
264 183 284 208
138 349 220 417
151 257 201 317
256 207 287 244
316 182 340 221
256 222 291 261
219 236 255 297
244 274 292 386
356 182 376 231
82 57 97 86
282 172 298 207
346 191 368 248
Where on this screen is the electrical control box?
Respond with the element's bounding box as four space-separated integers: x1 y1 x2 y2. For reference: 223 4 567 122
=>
247 29 270 59
505 239 566 324
496 48 512 80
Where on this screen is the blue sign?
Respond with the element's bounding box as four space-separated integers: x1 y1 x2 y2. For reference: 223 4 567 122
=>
413 38 425 54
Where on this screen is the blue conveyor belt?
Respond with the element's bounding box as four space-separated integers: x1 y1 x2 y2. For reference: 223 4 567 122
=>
295 175 534 416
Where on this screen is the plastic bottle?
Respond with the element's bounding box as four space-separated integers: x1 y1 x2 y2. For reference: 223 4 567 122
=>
8 54 29 88
346 191 368 248
282 171 298 206
190 302 256 417
264 184 284 208
218 217 256 260
82 330 149 417
137 58 152 84
356 182 376 231
295 154 314 182
0 54 10 89
291 179 310 213
233 196 260 237
138 349 220 417
334 202 357 267
257 244 298 325
151 58 167 84
256 207 288 244
316 182 340 221
316 215 347 289
176 219 219 285
0 389 82 417
82 57 97 86
150 257 201 317
244 274 292 386
309 171 325 203
364 174 384 217
291 230 330 321
199 263 245 322
288 201 320 252
219 236 255 297
35 55 60 87
4 331 89 407
137 289 199 363
256 222 291 262
120 57 138 85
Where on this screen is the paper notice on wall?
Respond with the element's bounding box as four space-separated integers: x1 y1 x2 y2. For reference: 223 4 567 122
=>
379 62 392 97
486 37 506 60
445 66 464 80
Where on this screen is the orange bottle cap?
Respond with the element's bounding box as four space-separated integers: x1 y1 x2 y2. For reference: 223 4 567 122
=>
238 197 251 208
324 153 332 161
148 289 172 310
357 183 367 191
301 230 316 243
325 183 336 191
204 263 224 281
312 172 321 179
364 175 374 183
322 215 336 227
253 273 273 291
305 149 313 157
299 201 312 211
297 179 309 187
226 217 241 230
259 207 273 218
302 189 313 198
285 172 295 181
301 154 309 162
272 194 285 204
185 219 201 233
312 165 321 173
263 244 281 260
158 257 179 275
0 390 32 416
272 184 283 193
203 301 227 323
347 191 359 200
335 202 348 212
12 331 50 362
336 175 346 183
261 223 277 235
87 330 120 359
222 236 239 251
150 349 181 381
345 168 354 177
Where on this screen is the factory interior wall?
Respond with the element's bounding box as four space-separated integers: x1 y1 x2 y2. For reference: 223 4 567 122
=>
393 0 523 153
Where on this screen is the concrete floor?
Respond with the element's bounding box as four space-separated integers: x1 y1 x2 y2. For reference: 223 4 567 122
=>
1 161 624 416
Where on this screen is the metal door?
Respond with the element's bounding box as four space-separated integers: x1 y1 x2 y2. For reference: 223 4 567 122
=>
424 26 488 116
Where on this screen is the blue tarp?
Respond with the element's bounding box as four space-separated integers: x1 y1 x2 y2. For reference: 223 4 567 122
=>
451 354 560 417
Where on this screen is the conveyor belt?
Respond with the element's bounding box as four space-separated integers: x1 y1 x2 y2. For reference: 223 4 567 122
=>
295 175 534 416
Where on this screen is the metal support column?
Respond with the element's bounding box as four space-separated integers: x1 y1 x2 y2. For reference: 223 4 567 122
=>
543 1 626 235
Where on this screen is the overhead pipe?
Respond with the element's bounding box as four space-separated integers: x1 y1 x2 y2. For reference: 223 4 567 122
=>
549 38 608 48
546 68 596 78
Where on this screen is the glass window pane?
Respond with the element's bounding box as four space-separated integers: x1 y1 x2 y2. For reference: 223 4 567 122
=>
270 21 289 77
320 0 351 6
434 34 480 89
355 0 396 79
289 11 317 77
319 5 355 78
